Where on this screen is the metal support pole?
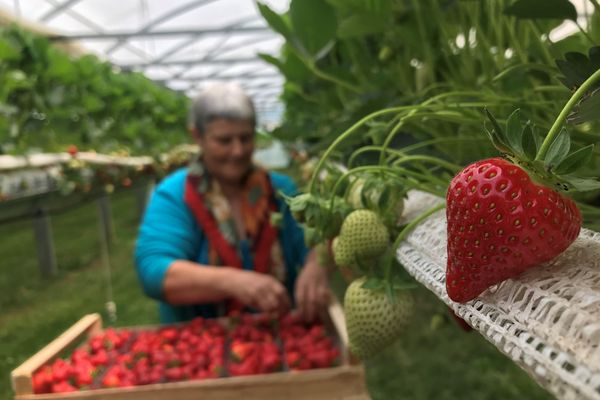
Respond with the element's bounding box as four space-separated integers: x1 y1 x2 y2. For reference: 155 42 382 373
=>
96 195 113 246
32 209 57 278
136 181 154 221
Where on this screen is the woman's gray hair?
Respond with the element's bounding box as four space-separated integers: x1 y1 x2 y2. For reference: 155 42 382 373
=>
188 82 256 134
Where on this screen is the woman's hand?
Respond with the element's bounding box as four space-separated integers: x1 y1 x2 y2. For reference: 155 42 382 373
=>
227 269 291 315
295 250 330 322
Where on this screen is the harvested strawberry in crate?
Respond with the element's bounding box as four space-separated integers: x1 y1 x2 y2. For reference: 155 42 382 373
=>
30 316 228 393
13 300 368 400
279 312 341 370
227 313 282 376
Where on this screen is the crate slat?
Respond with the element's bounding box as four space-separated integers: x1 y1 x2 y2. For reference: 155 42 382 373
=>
16 366 365 400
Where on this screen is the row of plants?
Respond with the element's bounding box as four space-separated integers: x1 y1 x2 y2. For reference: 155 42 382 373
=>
0 145 200 204
0 25 190 156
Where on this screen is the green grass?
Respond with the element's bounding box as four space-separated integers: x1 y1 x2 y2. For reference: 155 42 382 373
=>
0 190 158 400
363 288 552 400
0 190 553 400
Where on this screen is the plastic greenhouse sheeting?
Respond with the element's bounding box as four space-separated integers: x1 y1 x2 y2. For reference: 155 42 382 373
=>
0 0 290 126
0 0 592 127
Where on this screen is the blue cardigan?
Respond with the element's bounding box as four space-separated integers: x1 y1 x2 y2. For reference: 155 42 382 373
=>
134 168 308 323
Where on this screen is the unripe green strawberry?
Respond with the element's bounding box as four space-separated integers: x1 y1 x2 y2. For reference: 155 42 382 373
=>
338 209 390 261
332 237 360 283
332 236 354 267
344 277 414 360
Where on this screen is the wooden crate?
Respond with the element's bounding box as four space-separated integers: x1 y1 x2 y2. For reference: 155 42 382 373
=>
11 300 369 400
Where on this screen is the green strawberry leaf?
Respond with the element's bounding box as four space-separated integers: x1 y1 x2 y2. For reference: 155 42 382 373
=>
377 185 391 210
484 108 513 154
544 127 571 169
385 282 396 304
521 122 538 160
285 193 309 217
337 12 391 39
257 2 293 41
322 207 345 239
258 53 284 71
290 0 337 60
556 46 600 91
505 109 524 157
554 144 595 175
390 277 418 291
559 175 600 192
567 88 600 124
504 0 577 21
361 276 385 291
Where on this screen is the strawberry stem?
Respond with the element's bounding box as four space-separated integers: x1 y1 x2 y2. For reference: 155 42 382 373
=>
349 145 466 170
327 165 447 214
391 203 446 251
385 203 446 281
535 68 600 161
395 137 488 155
392 154 461 172
308 106 414 194
326 165 399 212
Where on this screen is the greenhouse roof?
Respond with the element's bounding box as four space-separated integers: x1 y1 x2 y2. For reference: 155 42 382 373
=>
0 0 289 126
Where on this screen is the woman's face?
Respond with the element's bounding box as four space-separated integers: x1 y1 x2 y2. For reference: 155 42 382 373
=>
196 118 255 185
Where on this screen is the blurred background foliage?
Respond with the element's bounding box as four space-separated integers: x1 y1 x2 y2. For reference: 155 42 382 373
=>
0 25 190 156
259 0 600 170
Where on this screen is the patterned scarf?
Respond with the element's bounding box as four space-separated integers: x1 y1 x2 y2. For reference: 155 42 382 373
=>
183 157 286 310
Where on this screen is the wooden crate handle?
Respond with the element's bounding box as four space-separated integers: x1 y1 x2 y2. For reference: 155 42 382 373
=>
11 313 103 395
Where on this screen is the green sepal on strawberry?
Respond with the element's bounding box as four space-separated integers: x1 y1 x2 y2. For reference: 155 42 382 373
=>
284 192 351 247
347 176 407 223
445 107 599 303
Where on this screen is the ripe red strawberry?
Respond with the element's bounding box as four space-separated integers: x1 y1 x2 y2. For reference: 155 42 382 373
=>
51 381 77 393
67 145 78 157
446 157 581 302
32 366 53 394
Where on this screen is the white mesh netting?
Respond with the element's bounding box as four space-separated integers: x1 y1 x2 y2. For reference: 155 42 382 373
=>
396 191 600 400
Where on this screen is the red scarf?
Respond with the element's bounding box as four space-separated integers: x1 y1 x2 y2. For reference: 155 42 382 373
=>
183 161 280 311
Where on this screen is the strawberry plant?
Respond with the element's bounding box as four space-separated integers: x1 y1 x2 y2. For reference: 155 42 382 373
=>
284 34 600 358
285 108 459 361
